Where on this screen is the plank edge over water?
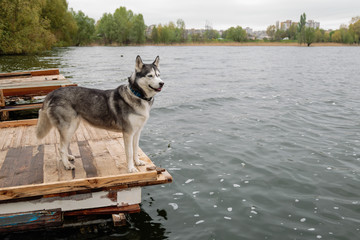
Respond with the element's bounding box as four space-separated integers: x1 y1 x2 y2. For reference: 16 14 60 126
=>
0 170 157 201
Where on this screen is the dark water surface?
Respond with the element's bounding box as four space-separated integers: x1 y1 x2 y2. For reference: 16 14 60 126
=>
1 46 359 239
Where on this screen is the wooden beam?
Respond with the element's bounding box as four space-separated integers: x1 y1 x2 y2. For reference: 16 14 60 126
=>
112 213 127 226
0 170 157 201
64 204 140 216
0 69 59 79
31 69 59 77
0 90 4 107
2 84 77 97
0 119 38 128
0 103 42 113
0 208 62 233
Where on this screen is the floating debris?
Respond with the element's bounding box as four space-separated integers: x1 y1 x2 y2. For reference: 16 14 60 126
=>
233 184 241 188
195 220 204 225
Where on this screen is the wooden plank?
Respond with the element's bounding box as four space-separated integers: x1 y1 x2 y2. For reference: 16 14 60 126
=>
43 144 59 183
0 146 33 188
2 127 15 150
1 78 70 89
105 139 127 171
31 69 59 76
10 126 24 148
0 170 156 201
78 140 98 178
69 142 87 179
0 89 4 107
0 69 59 79
27 145 45 185
0 72 31 79
0 208 62 233
0 128 10 149
2 84 77 97
0 75 66 88
64 204 140 216
0 150 7 174
88 140 120 177
0 119 37 128
0 103 42 112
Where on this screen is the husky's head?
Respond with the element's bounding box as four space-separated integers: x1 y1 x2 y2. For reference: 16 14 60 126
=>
129 55 164 100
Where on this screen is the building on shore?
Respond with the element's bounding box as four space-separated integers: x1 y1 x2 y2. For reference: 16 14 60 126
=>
278 19 320 31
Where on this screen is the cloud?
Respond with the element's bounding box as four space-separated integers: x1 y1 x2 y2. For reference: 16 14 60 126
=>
67 0 360 30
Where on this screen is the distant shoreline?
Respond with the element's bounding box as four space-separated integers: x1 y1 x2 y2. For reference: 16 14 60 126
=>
88 42 357 47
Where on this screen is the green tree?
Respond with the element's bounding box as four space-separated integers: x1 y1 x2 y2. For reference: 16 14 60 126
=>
305 27 315 46
96 13 116 44
0 0 56 54
113 7 133 44
275 29 286 41
225 26 247 42
151 26 160 43
41 0 77 46
297 13 307 45
349 16 360 43
175 19 186 42
130 14 146 44
266 25 276 40
71 10 95 46
287 23 298 40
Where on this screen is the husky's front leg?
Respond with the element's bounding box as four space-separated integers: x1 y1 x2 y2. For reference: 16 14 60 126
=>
123 133 138 173
133 129 146 167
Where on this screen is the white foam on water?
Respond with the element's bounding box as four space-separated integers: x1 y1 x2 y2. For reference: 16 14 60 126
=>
185 179 194 184
168 203 179 210
195 220 204 225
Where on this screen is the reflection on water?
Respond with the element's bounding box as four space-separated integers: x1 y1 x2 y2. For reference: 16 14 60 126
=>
1 46 360 240
0 48 70 73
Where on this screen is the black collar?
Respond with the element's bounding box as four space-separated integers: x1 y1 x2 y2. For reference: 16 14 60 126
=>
129 86 152 101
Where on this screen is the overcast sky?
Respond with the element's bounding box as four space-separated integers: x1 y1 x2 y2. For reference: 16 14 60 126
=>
67 0 360 31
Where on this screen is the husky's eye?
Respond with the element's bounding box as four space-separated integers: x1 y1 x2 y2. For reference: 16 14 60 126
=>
147 74 153 78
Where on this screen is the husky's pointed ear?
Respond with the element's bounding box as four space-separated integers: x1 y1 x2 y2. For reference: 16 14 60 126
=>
153 56 160 68
135 55 143 72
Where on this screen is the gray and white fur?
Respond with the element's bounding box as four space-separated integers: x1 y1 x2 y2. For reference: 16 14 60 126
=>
36 56 164 173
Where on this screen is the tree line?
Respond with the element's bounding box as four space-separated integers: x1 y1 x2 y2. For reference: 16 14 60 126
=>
1 1 360 54
267 13 360 46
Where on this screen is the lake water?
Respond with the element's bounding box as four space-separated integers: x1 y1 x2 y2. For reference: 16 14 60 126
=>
1 46 360 239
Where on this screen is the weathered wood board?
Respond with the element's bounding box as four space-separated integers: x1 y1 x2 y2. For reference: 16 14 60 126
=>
0 208 62 232
0 121 164 201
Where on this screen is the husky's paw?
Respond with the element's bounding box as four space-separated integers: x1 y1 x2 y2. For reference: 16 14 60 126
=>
128 167 139 173
68 154 75 161
64 162 75 170
135 159 146 166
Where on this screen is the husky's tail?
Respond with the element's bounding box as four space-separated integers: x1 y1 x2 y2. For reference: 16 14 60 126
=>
36 108 52 139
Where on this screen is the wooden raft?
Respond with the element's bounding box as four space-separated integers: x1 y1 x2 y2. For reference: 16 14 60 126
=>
0 69 77 120
0 120 172 202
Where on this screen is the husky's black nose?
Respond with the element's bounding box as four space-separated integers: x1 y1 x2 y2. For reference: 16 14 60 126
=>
159 82 164 87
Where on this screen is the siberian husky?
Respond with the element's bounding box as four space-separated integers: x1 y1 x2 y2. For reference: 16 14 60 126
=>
36 56 164 173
